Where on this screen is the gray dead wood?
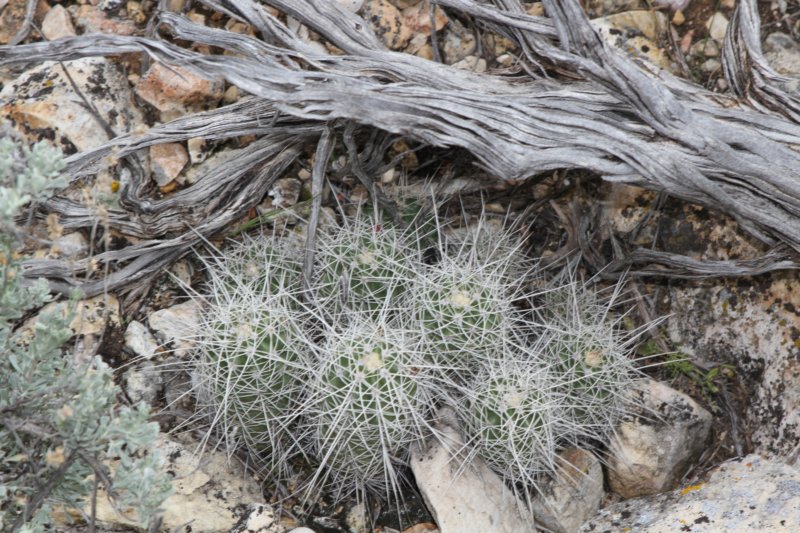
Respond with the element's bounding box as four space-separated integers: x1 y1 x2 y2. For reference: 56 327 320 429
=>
1 0 800 297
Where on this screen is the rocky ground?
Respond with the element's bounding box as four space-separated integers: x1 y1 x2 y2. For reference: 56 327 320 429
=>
2 0 800 532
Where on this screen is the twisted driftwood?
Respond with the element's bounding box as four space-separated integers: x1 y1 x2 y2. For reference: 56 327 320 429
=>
1 0 800 299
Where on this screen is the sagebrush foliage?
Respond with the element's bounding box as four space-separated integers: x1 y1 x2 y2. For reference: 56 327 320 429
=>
0 138 171 531
189 210 647 504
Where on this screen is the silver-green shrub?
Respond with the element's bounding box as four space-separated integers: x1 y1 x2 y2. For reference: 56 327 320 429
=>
0 137 171 531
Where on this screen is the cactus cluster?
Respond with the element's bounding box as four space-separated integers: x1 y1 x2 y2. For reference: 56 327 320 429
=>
186 211 646 504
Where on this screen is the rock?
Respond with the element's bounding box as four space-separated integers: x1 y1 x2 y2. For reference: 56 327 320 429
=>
689 38 720 58
401 1 448 34
148 300 202 358
23 293 120 339
51 231 89 259
359 0 413 50
71 4 138 36
764 32 800 76
90 434 265 532
652 0 691 11
123 360 162 405
580 454 800 532
451 55 487 73
187 136 210 165
0 0 46 44
124 320 160 360
606 379 713 499
665 273 800 458
268 177 302 208
41 4 77 40
701 58 722 75
410 408 531 533
585 0 641 17
230 504 284 533
135 62 224 121
442 18 476 64
150 142 189 186
591 11 674 72
705 12 729 42
530 448 604 533
345 501 369 533
0 57 138 153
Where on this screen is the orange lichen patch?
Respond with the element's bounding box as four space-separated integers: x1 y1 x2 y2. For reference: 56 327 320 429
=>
159 182 178 194
680 483 704 496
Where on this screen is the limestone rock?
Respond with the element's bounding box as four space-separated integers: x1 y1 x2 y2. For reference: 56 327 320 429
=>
705 12 729 43
150 142 189 186
591 11 674 72
22 293 120 339
360 0 413 51
580 454 800 532
764 32 800 76
135 62 224 120
125 319 159 360
71 4 138 36
0 57 138 153
410 408 531 533
607 379 713 499
530 448 604 533
51 231 89 259
123 360 162 405
41 4 77 40
401 1 448 34
91 434 265 532
148 300 202 358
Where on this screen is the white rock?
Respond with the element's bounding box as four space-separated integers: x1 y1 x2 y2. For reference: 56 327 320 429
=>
52 231 89 259
665 277 800 458
590 11 674 72
580 454 800 532
346 501 369 533
230 504 283 533
607 379 713 499
287 529 317 533
22 293 120 340
148 300 202 358
123 360 161 405
705 12 729 42
531 448 604 533
124 320 159 360
764 32 800 76
90 434 265 532
410 408 531 533
41 4 77 40
0 57 139 152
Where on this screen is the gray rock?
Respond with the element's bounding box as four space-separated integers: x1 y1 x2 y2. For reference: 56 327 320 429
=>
410 408 531 533
52 231 89 259
86 434 265 532
531 448 604 533
0 57 138 152
764 32 800 76
148 300 202 358
580 454 800 532
607 379 712 499
124 320 159 360
705 12 729 42
123 360 162 406
231 504 285 533
665 275 800 458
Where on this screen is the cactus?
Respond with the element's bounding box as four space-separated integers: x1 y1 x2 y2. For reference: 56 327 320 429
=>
313 216 418 317
455 343 563 489
303 316 432 501
531 267 644 445
410 255 513 371
191 236 309 476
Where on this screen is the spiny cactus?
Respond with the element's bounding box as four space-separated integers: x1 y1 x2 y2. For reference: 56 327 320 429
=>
303 316 433 501
455 343 563 489
313 216 418 317
530 266 644 445
191 236 310 476
409 255 514 370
